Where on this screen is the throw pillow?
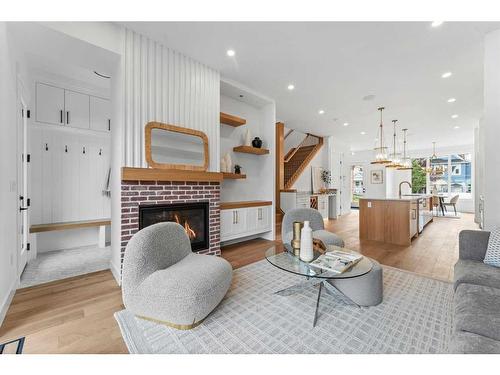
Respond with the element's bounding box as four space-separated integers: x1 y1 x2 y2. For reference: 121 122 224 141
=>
484 227 500 267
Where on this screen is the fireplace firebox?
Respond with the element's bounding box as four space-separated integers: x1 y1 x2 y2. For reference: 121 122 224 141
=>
139 202 209 251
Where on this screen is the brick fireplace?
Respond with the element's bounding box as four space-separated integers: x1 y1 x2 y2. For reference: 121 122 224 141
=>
120 177 221 271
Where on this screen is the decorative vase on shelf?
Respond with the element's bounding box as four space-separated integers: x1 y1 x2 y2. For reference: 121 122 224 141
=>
234 165 242 174
299 221 314 262
224 153 232 173
252 137 263 148
221 159 227 173
244 129 252 146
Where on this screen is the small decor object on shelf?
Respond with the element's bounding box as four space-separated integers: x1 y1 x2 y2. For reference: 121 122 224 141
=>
252 137 263 148
321 170 332 186
245 129 252 146
299 221 314 262
234 164 242 174
221 158 227 173
224 153 232 173
291 221 303 257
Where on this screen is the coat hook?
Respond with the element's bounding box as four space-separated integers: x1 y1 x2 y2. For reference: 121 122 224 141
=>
65 145 68 153
83 146 86 154
99 148 102 156
45 143 48 151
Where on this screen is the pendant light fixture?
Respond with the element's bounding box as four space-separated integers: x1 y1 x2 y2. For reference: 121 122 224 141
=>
371 107 391 164
426 142 444 175
386 119 402 168
397 128 412 170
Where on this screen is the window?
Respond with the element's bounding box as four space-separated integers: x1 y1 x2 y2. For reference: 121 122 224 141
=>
411 153 472 199
429 155 449 194
450 154 472 197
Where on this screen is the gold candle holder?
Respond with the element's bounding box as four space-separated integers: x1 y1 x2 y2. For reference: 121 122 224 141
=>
291 221 303 257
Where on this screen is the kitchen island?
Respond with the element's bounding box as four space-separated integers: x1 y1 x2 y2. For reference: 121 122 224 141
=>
359 196 433 246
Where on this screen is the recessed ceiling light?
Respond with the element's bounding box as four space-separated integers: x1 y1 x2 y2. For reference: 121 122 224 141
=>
441 72 452 78
451 114 459 119
431 21 444 27
318 110 325 115
226 49 235 57
360 131 366 135
287 84 295 90
343 122 349 126
363 94 376 101
447 98 456 103
454 125 460 129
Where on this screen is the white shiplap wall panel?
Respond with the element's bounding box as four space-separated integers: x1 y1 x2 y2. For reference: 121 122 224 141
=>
124 29 220 170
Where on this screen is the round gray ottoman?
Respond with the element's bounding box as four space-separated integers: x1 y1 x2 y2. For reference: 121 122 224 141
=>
327 258 383 306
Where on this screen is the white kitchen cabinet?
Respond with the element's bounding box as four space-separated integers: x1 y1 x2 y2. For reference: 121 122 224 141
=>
65 90 90 129
221 204 272 242
36 83 64 125
318 195 328 218
90 96 111 132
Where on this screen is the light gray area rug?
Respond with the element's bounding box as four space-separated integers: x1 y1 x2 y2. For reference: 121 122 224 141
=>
19 245 111 288
115 260 453 354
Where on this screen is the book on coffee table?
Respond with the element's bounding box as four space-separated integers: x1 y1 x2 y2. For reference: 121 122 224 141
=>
310 250 363 274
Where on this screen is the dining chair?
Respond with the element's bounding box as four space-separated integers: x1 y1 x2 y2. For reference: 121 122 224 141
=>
442 195 460 216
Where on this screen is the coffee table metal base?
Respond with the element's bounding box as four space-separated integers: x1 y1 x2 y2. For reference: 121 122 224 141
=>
274 279 360 327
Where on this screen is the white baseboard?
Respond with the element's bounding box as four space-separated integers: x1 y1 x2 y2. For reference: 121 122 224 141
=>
110 260 122 287
0 279 17 328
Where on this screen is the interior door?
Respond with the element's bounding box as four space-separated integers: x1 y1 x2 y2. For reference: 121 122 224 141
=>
17 97 29 275
65 89 90 129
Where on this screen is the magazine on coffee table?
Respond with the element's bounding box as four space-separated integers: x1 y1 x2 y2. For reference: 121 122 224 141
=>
310 250 363 274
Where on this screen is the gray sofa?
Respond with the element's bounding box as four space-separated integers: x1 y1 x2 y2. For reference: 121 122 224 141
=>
451 230 500 353
122 222 232 330
281 208 344 248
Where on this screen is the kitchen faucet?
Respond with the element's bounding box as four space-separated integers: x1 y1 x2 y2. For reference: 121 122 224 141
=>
399 181 412 199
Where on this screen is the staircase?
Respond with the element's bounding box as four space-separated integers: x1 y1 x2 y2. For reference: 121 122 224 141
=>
284 135 323 189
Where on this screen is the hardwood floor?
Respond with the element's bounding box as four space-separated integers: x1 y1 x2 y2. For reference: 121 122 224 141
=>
0 210 478 353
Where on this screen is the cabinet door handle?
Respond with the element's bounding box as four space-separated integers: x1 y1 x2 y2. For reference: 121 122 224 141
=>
60 110 63 124
66 111 70 124
232 211 236 224
108 119 111 131
236 211 238 224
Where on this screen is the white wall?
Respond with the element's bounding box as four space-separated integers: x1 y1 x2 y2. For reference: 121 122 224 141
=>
483 30 500 230
0 23 19 325
123 29 220 171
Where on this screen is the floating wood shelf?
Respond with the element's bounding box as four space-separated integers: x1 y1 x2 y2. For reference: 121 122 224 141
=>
220 112 246 127
233 145 269 155
30 219 111 233
122 167 223 182
220 200 272 210
222 172 247 180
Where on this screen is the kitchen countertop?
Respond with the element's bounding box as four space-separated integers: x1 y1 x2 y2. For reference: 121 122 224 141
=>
360 195 432 202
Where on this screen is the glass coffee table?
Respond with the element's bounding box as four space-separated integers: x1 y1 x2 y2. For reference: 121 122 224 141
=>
265 245 373 327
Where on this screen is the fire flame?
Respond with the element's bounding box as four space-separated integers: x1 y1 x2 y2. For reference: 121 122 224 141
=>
174 214 197 239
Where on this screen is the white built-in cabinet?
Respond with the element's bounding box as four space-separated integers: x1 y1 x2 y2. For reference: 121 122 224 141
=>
221 205 272 242
35 82 110 132
90 96 111 132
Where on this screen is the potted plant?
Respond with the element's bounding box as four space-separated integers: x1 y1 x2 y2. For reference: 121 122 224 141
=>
320 170 332 193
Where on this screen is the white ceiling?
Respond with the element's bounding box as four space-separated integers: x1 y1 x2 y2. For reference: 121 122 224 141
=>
121 22 500 151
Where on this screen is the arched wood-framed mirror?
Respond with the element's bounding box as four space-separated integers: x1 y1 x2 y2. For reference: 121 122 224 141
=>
145 122 209 171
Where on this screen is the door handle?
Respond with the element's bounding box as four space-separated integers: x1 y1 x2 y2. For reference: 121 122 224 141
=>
60 110 63 124
19 207 28 211
66 111 70 124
